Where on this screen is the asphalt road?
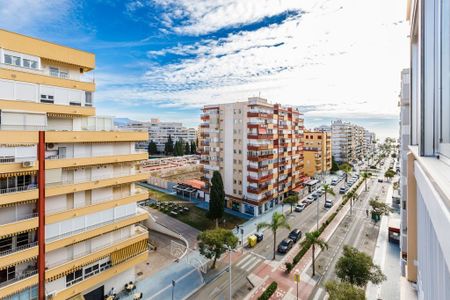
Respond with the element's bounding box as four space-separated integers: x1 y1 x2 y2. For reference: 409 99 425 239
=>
189 175 352 300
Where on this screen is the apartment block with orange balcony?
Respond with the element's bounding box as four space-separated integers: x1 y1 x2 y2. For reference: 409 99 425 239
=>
303 130 332 178
199 97 305 217
0 29 149 300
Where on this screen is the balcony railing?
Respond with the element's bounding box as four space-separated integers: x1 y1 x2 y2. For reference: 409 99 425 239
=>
46 209 147 243
0 269 37 289
0 212 38 226
0 184 37 195
46 225 147 269
0 156 37 164
0 241 38 257
46 171 139 187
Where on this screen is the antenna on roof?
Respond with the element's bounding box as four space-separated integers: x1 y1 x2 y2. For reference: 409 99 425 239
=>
258 92 261 98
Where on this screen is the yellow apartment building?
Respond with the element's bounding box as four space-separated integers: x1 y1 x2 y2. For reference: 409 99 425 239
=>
303 130 331 177
0 29 149 299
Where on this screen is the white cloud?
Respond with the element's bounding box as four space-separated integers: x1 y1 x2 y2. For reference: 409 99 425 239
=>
0 0 75 33
150 0 306 35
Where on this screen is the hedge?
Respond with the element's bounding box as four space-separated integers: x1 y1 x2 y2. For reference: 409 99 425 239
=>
285 177 366 273
258 281 278 300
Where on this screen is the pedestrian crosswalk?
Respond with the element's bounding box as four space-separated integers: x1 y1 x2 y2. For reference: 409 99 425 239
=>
235 253 264 272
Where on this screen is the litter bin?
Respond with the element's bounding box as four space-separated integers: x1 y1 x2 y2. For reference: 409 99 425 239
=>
247 235 257 248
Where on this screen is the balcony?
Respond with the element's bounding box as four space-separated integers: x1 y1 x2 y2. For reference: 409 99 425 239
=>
200 123 209 128
0 269 38 297
45 152 147 170
46 208 147 246
200 114 210 121
247 154 274 162
247 144 269 151
247 134 274 140
0 213 38 238
247 184 269 194
247 112 273 119
247 174 273 184
0 242 38 271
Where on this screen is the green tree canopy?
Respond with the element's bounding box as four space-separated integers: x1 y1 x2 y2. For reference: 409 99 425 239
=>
208 171 225 228
257 212 291 260
304 230 328 276
190 141 197 154
384 169 396 180
147 140 158 156
339 163 353 182
164 135 174 155
325 280 365 300
331 157 340 173
369 197 392 218
283 195 299 213
335 245 386 287
360 172 370 191
185 142 190 154
322 183 335 203
197 228 238 269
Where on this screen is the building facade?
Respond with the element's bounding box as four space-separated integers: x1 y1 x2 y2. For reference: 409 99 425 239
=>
331 120 375 164
124 118 196 152
0 30 149 299
402 0 450 298
303 130 332 177
199 97 305 216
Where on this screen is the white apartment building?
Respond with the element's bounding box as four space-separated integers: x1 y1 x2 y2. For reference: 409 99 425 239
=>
125 118 196 152
199 97 305 216
331 120 375 164
0 30 148 299
401 0 450 298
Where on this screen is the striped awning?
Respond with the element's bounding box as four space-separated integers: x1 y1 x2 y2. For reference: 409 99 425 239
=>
111 239 148 266
0 228 36 240
47 113 78 118
0 256 37 270
0 199 37 208
0 170 37 178
0 143 36 147
46 254 110 282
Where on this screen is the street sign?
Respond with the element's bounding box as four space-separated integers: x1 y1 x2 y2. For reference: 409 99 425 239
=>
294 273 300 283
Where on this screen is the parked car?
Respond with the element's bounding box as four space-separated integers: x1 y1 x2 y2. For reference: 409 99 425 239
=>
316 190 323 197
331 179 338 186
277 239 294 253
301 200 310 207
378 178 383 183
254 232 264 242
295 204 305 212
306 195 315 202
339 187 348 194
288 229 303 242
311 193 319 200
324 200 333 208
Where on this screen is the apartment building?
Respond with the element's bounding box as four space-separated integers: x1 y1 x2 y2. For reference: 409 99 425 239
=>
401 0 450 298
123 118 196 152
331 120 374 164
0 30 149 299
303 130 332 177
199 97 305 216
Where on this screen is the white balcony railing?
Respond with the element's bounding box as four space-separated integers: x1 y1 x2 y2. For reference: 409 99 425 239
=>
0 184 37 195
0 212 38 226
46 171 139 187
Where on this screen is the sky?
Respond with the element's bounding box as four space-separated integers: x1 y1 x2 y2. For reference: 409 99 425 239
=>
0 0 409 139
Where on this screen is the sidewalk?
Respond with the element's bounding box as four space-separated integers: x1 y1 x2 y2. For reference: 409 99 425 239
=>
366 185 401 300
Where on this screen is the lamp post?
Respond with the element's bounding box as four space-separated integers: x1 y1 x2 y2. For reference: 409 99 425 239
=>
171 280 175 300
225 245 235 300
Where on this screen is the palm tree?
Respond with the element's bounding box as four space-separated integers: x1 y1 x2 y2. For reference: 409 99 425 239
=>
257 212 291 260
360 172 370 191
304 230 328 277
283 195 299 213
322 184 335 203
340 163 352 183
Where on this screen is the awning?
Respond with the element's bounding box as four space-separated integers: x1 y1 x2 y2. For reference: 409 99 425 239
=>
0 256 37 271
0 170 37 178
0 228 36 240
46 254 110 282
47 113 78 118
0 199 37 208
111 239 148 266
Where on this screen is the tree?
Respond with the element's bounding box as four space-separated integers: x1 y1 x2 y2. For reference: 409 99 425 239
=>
164 135 174 155
208 171 225 228
369 197 392 220
283 195 298 213
360 172 370 191
197 228 238 269
174 139 185 156
335 245 386 287
322 184 335 203
384 169 395 181
147 140 158 156
257 212 291 260
325 280 365 300
391 153 397 158
190 141 197 154
185 142 190 154
304 230 328 276
339 163 352 183
331 157 340 173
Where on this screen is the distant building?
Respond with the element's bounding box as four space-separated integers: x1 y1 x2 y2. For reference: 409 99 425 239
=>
123 118 197 152
303 130 332 177
199 97 306 216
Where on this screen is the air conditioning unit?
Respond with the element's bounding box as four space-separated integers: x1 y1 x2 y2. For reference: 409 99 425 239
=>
46 143 56 150
22 161 34 168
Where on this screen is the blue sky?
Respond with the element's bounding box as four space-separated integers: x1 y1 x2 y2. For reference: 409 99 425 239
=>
0 0 409 139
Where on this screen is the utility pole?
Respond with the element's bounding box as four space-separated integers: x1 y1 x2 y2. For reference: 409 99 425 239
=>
228 247 232 300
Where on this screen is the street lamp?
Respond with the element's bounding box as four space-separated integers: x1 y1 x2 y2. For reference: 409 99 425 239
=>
225 245 235 300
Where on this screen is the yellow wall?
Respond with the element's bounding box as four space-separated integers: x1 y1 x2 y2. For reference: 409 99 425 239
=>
0 99 95 116
0 29 95 71
45 131 148 143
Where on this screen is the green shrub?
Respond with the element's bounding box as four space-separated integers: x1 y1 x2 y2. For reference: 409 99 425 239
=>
285 262 293 273
258 281 278 300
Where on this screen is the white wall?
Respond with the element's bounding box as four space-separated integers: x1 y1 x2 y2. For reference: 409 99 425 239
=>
0 145 36 160
223 105 234 195
92 187 113 204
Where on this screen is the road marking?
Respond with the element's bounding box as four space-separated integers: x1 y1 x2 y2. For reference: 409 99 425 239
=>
236 254 253 267
245 258 261 272
239 256 257 270
249 251 266 260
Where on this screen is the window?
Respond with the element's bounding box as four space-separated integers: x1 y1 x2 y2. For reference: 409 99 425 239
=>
49 67 59 77
0 237 12 253
4 54 12 64
23 59 38 69
16 232 30 247
85 92 93 106
40 95 54 104
12 56 20 66
59 71 69 79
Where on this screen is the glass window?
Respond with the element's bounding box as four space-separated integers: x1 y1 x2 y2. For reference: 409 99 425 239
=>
440 0 450 157
12 56 20 66
59 71 69 79
23 59 31 68
4 54 12 64
49 67 59 77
